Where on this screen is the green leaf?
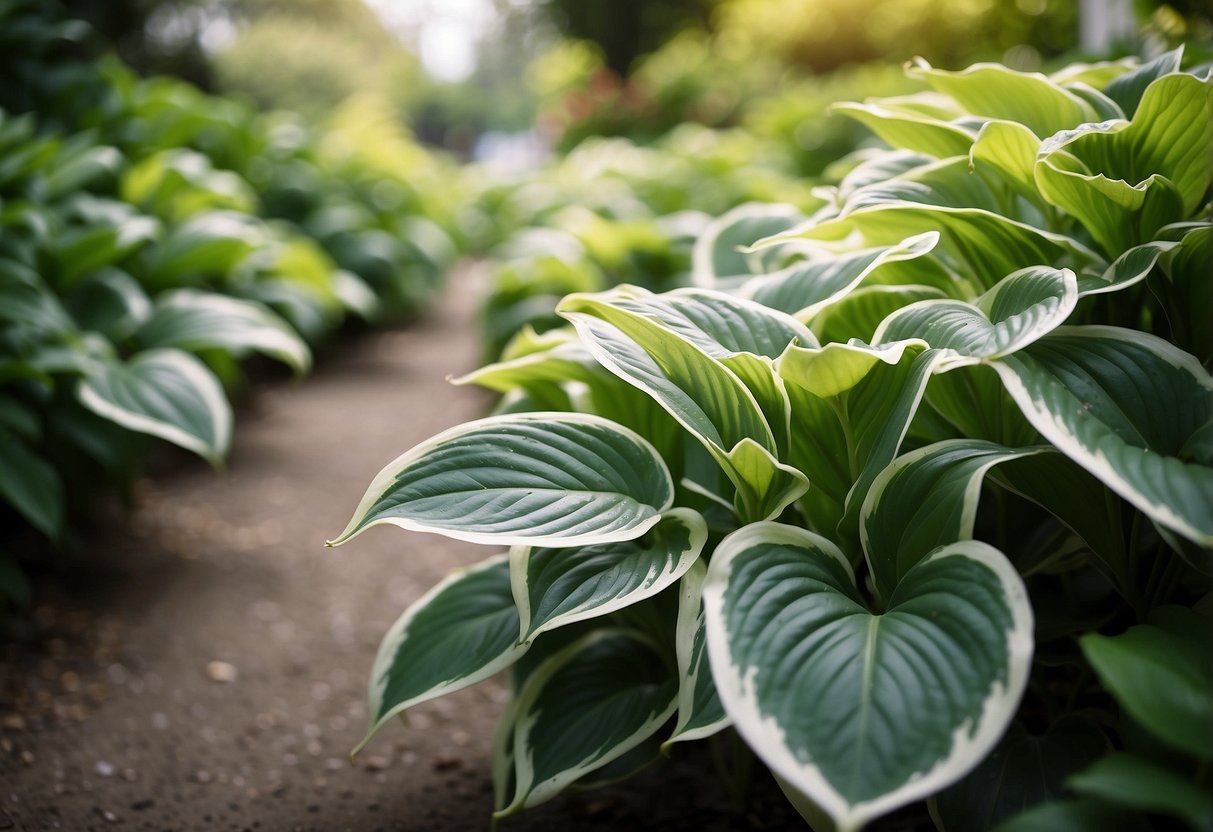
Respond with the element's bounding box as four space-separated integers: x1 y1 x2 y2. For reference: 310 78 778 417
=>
907 58 1097 137
874 266 1078 370
1076 240 1176 297
665 560 730 748
42 144 123 201
77 348 232 467
740 232 940 320
992 798 1150 832
992 327 1213 546
511 508 706 639
813 284 948 345
692 203 804 285
763 158 1099 288
833 101 978 158
65 268 152 342
861 439 1040 599
497 630 678 816
137 289 312 376
1080 612 1213 761
970 120 1045 210
703 523 1033 832
559 289 809 521
327 413 674 548
932 716 1108 832
0 430 64 539
143 210 266 287
356 554 525 753
1034 73 1213 255
1102 48 1184 119
1067 752 1213 830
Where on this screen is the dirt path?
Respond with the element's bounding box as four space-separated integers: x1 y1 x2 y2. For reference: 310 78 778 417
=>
0 268 800 832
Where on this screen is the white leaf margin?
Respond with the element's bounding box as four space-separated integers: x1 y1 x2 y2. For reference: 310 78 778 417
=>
326 411 675 549
703 522 1034 832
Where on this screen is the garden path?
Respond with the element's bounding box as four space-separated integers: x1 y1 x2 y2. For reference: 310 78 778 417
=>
0 268 797 832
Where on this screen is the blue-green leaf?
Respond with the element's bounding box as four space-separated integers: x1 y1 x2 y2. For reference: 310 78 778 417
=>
704 523 1033 832
357 554 524 753
328 413 674 548
993 327 1213 546
511 508 706 639
77 348 232 466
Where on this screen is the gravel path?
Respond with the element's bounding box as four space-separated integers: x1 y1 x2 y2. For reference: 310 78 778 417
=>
0 268 803 832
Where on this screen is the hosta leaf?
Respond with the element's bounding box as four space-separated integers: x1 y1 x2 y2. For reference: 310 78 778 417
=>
813 285 948 345
862 439 1041 598
992 327 1213 546
137 289 312 376
1102 47 1184 119
1080 610 1213 761
66 268 151 342
559 291 807 521
763 159 1098 287
77 348 232 466
779 342 939 550
498 630 678 816
42 145 122 201
52 206 160 289
665 560 730 748
143 210 266 287
873 266 1078 370
511 507 707 639
560 296 774 454
0 431 64 539
907 58 1096 137
970 120 1044 209
1067 752 1213 830
692 203 803 285
993 799 1150 832
327 413 674 548
739 232 940 320
1034 73 1213 255
1160 223 1213 365
703 523 1033 832
832 101 977 158
725 438 810 522
932 716 1108 832
1076 239 1176 297
357 554 524 753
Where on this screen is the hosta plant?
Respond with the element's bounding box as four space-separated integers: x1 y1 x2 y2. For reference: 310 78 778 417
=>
332 51 1212 830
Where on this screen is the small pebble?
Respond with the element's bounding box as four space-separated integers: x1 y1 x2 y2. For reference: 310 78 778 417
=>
95 761 116 778
206 661 238 683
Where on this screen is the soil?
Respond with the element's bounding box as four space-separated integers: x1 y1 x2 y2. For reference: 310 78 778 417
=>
0 268 810 832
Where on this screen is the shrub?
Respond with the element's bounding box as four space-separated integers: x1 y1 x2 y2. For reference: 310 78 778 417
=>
332 50 1212 830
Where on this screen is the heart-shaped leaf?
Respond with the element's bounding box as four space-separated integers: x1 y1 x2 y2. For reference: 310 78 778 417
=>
992 326 1213 546
357 554 524 752
862 439 1041 598
328 412 674 548
512 507 706 639
77 348 232 466
704 523 1033 832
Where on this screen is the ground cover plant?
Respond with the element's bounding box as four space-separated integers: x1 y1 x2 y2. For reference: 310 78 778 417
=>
0 1 463 601
332 50 1213 830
